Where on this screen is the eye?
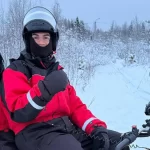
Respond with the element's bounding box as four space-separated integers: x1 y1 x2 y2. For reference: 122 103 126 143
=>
45 36 50 39
44 37 50 40
32 36 38 40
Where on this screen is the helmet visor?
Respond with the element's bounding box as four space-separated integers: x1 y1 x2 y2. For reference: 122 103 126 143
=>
23 6 57 31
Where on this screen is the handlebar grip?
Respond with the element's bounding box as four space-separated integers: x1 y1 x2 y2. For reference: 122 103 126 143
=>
115 139 130 150
115 133 137 150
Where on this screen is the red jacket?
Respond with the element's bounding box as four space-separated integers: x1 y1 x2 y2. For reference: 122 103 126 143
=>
0 97 9 131
2 55 107 135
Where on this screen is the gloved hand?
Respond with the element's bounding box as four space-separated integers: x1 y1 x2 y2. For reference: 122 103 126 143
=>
145 102 150 115
44 70 69 94
39 70 69 101
91 126 110 150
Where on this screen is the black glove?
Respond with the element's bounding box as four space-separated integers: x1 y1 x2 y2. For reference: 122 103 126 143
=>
46 62 59 75
145 102 150 115
39 70 69 101
91 126 110 150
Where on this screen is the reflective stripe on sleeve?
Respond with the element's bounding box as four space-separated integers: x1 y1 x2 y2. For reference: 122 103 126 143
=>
27 91 44 110
82 117 97 131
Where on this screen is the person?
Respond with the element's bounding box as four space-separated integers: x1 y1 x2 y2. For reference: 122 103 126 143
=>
2 6 130 150
0 53 18 150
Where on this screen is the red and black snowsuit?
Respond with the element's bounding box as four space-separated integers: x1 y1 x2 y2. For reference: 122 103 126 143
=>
0 54 18 150
2 51 127 150
2 51 106 135
0 97 9 131
0 97 18 150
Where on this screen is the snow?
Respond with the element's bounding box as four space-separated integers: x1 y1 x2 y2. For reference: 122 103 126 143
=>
75 60 150 149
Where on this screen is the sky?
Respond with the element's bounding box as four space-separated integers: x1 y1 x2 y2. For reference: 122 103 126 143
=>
76 60 150 149
1 0 150 31
41 0 150 31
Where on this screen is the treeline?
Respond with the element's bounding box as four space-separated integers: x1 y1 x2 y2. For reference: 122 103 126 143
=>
0 0 150 86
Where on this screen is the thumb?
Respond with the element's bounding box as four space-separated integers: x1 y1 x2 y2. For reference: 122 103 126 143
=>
47 62 59 75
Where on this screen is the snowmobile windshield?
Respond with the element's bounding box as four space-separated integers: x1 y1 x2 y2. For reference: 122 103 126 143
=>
23 6 57 31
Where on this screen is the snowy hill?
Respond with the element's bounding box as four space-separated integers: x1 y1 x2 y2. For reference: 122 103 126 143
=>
75 60 150 149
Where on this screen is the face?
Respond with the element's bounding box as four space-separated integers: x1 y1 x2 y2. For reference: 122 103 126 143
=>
32 32 50 47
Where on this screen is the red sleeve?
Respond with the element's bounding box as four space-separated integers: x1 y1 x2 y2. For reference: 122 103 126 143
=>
0 98 9 131
2 68 48 122
68 85 107 135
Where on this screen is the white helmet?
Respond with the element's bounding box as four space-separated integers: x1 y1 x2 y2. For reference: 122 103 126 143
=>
22 6 59 52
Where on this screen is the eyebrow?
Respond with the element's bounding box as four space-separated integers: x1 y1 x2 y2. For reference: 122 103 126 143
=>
44 34 50 36
32 33 50 36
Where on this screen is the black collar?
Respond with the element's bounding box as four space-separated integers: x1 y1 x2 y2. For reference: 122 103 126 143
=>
11 50 58 69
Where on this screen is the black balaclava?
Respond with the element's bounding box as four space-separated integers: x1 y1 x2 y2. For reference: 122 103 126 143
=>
29 34 53 58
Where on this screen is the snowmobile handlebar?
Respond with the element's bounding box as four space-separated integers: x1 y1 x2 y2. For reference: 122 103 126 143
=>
115 120 150 150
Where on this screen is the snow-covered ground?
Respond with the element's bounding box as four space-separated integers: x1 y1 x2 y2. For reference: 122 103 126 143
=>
76 60 150 149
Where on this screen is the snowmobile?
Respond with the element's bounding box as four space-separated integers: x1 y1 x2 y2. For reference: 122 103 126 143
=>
115 102 150 150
